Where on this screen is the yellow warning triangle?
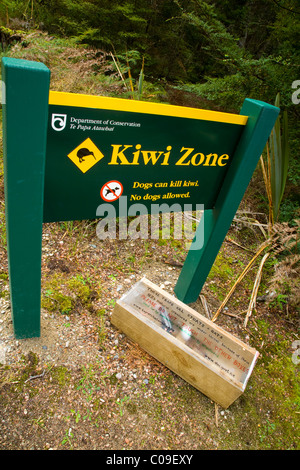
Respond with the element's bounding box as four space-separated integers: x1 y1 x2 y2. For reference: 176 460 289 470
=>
67 138 104 173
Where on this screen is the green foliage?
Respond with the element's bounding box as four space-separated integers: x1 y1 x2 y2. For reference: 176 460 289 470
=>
1 0 299 222
260 93 290 225
268 95 290 222
269 292 289 311
1 0 299 92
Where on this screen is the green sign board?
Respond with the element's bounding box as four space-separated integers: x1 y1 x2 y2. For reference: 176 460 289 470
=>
45 91 246 222
1 57 279 338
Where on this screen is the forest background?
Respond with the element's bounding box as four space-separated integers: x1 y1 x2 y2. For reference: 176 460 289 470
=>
1 0 299 222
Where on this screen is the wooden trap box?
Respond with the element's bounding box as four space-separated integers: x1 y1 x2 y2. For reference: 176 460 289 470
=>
111 278 259 408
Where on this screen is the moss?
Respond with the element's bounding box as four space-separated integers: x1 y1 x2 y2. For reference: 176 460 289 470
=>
238 319 300 449
41 272 94 314
42 291 73 314
207 252 236 298
251 360 299 448
50 366 71 386
11 352 42 390
67 275 91 304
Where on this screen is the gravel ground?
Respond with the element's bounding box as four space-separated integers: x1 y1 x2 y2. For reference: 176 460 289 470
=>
0 226 221 451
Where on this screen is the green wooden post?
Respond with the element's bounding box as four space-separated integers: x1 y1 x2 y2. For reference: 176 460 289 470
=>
2 58 50 338
174 98 280 304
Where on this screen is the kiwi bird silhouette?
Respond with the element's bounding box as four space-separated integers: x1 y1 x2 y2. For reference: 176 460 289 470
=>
77 148 96 163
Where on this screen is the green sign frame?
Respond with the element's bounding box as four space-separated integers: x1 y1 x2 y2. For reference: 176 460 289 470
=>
1 57 279 338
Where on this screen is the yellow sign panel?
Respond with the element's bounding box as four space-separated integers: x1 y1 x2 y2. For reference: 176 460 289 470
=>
67 137 104 173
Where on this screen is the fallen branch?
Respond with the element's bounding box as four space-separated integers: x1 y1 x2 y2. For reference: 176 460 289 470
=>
199 294 212 319
215 403 219 427
24 364 54 383
244 252 270 328
24 370 46 383
233 215 269 239
212 240 271 323
218 311 243 320
225 236 255 253
110 52 129 92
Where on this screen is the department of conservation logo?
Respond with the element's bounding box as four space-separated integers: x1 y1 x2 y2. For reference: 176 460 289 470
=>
51 113 67 131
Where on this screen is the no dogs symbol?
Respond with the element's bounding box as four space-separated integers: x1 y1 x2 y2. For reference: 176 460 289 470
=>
100 180 123 202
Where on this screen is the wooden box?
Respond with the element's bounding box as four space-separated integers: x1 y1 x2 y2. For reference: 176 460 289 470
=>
111 278 259 408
